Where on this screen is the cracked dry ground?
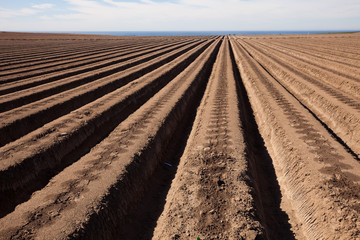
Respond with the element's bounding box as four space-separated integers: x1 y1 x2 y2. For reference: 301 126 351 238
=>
0 32 360 240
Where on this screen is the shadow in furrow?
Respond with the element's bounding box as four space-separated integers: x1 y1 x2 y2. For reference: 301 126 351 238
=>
69 40 222 239
0 40 206 147
0 40 214 218
114 41 222 240
0 40 200 113
229 41 295 240
0 42 175 95
115 100 194 240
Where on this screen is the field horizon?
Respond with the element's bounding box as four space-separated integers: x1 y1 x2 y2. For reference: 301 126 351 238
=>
3 30 360 36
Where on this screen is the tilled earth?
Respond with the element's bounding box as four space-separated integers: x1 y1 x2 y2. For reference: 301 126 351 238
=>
0 32 360 240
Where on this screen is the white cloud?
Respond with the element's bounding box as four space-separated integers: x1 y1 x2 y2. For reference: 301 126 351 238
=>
55 13 88 20
1 0 360 31
0 3 53 19
32 3 54 9
39 15 52 20
50 0 359 30
0 7 38 18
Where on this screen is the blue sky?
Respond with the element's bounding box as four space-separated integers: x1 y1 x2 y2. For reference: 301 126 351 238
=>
1 0 359 31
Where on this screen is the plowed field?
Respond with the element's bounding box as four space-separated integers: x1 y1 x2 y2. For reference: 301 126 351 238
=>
0 32 360 240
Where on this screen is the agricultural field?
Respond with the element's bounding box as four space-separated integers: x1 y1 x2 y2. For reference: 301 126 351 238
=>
0 32 359 240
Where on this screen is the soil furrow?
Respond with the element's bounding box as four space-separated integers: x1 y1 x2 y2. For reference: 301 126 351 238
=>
238 39 360 156
229 39 296 240
249 40 360 81
253 50 360 163
0 40 164 71
260 35 360 55
0 39 181 78
0 40 209 147
263 38 360 60
0 36 205 64
0 40 200 112
0 39 212 217
1 32 359 240
113 39 220 240
254 39 360 69
0 39 148 65
0 39 192 85
154 38 264 239
0 38 221 240
0 42 142 71
0 41 128 66
232 38 360 240
242 40 360 99
0 40 195 96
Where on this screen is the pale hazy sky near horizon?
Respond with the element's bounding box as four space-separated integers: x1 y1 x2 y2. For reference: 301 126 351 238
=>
1 0 359 32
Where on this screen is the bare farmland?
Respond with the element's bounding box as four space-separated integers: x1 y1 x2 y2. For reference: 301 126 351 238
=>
0 32 359 240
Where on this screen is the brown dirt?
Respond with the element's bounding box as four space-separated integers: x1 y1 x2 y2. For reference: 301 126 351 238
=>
0 32 360 239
